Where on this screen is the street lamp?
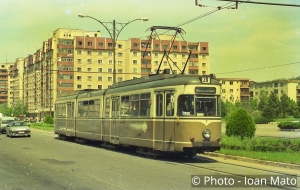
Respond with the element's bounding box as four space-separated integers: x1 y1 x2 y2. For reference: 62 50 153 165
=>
78 14 148 85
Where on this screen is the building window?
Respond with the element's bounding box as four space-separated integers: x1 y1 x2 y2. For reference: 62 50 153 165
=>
87 85 92 89
108 51 113 56
108 77 112 81
230 81 233 85
98 51 102 55
77 50 82 55
108 68 112 73
182 46 186 50
98 85 102 89
189 70 198 74
98 68 102 72
173 45 177 50
77 59 82 64
230 89 233 93
163 45 168 49
202 63 206 67
222 89 226 93
87 76 92 81
202 47 207 51
88 42 92 46
78 41 82 45
77 67 82 72
133 60 137 64
77 76 82 81
98 60 102 64
108 43 113 47
133 43 138 47
77 84 82 89
154 61 158 65
98 42 103 47
118 69 123 73
87 59 92 64
118 52 123 57
202 55 206 59
87 68 92 72
182 54 186 58
87 50 92 55
118 77 122 82
118 61 123 65
154 52 158 57
118 44 123 48
98 76 102 81
133 52 138 56
155 44 159 49
109 60 113 64
133 68 138 73
173 54 177 58
173 62 177 66
202 71 206 75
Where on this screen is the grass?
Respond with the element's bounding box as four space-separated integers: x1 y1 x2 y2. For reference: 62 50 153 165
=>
217 149 300 165
219 135 300 165
29 122 54 131
275 116 299 122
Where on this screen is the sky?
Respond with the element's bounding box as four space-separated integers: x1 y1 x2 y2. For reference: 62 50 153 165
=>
0 0 299 82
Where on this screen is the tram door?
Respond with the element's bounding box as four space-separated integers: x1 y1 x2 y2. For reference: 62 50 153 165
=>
155 90 175 151
111 97 120 144
66 102 75 137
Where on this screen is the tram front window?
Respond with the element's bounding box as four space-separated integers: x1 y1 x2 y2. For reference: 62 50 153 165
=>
177 95 219 116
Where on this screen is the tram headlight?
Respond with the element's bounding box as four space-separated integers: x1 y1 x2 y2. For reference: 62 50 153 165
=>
202 129 211 138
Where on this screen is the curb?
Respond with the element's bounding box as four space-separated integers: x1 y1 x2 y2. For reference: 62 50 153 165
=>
203 152 300 170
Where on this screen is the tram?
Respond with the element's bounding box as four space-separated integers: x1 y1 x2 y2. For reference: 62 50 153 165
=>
54 72 221 157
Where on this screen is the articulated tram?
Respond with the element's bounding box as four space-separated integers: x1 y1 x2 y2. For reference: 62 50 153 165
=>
54 73 222 157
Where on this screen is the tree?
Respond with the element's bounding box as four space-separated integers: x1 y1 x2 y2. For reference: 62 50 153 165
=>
44 115 54 124
0 103 12 116
225 107 256 139
279 93 289 118
258 90 268 111
268 91 280 118
11 99 28 117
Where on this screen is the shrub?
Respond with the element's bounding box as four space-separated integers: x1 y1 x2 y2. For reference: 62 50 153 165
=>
254 116 274 124
225 107 256 139
277 122 300 129
44 115 54 124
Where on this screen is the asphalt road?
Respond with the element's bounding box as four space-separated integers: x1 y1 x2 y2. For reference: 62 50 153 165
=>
0 130 299 190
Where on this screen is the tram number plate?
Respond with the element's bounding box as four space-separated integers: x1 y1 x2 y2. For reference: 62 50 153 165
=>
203 142 212 146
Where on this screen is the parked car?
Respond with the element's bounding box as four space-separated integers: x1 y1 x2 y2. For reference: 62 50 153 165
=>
6 121 31 137
0 117 15 133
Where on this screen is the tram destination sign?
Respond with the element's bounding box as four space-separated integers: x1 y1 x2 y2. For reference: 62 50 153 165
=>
195 87 216 94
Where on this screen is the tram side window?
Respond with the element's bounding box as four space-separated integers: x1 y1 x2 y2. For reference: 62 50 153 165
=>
55 103 66 117
130 94 139 116
121 96 130 117
78 101 89 117
166 93 174 116
88 100 100 117
156 94 163 116
105 98 110 117
140 93 151 116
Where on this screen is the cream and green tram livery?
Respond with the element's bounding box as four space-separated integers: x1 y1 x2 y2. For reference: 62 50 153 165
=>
54 73 221 157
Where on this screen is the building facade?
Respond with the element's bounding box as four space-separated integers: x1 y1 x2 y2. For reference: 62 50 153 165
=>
0 63 13 105
8 28 211 118
217 78 250 102
250 80 300 102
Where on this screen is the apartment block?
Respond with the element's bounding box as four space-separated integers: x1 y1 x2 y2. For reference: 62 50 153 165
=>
218 78 250 102
8 28 211 118
250 80 300 102
0 63 13 105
